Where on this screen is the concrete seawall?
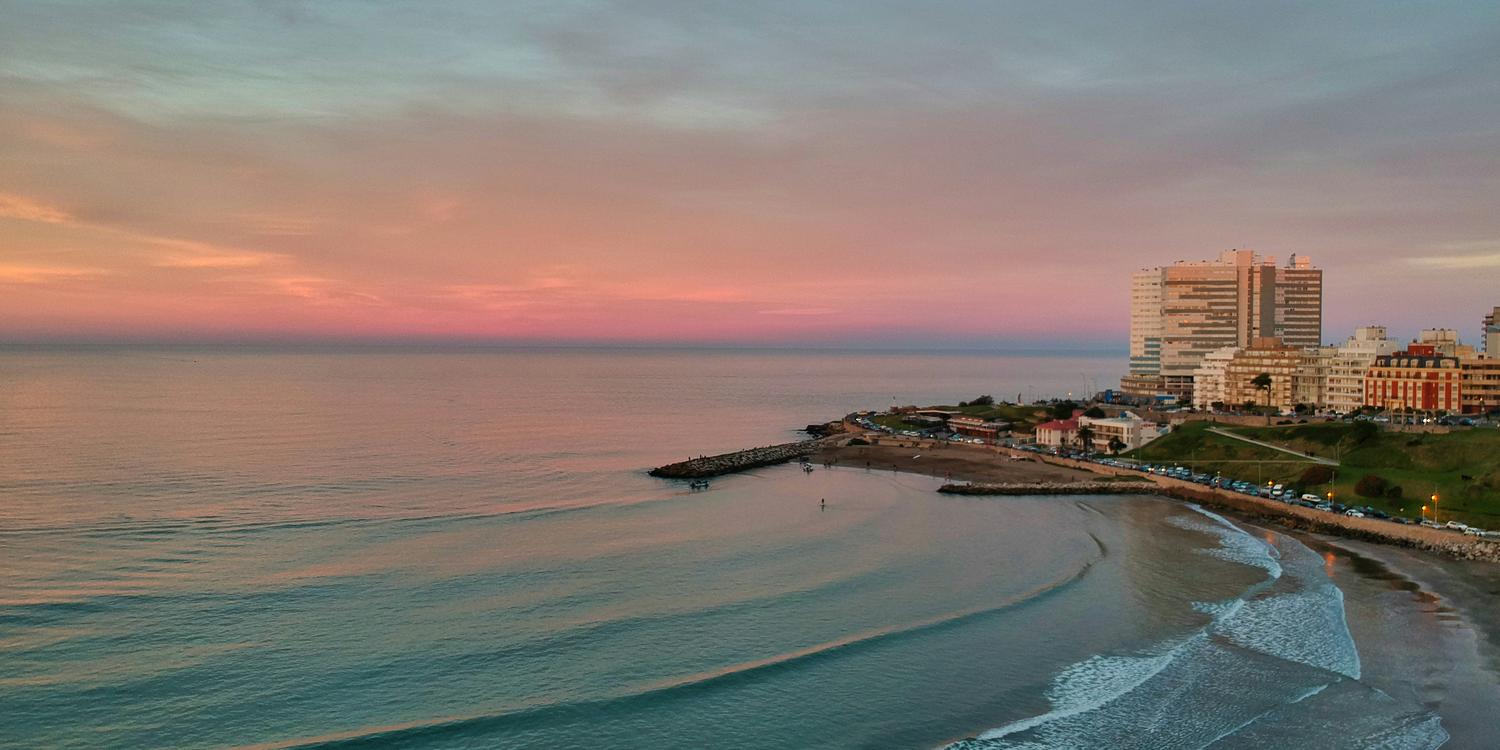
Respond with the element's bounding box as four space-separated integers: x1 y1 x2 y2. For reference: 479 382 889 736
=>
649 438 838 479
938 481 1156 495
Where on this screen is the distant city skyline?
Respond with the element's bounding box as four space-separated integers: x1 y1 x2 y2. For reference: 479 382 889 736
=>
3 3 1498 346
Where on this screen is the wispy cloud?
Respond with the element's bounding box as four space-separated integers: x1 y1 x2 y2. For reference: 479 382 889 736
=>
0 264 107 284
150 237 281 269
1408 243 1500 270
0 193 71 224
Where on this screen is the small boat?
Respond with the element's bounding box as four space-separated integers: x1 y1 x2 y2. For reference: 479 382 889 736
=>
689 479 710 491
802 464 814 473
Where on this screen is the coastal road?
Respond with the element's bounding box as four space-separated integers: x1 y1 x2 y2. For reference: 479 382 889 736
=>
1206 427 1339 466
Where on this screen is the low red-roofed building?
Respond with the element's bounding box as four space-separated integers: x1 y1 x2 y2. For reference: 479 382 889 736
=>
1034 418 1079 447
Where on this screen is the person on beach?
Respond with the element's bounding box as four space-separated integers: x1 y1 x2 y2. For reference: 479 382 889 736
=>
820 498 826 510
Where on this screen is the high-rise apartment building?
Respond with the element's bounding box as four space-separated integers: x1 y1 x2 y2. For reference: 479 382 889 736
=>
1484 306 1499 354
1123 250 1323 401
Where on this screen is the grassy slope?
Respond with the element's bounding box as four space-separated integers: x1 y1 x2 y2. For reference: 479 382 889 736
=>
1125 421 1318 486
926 403 1056 433
1132 421 1500 525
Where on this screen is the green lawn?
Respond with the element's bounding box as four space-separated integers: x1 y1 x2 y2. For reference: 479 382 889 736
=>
1125 421 1319 487
1132 421 1500 525
873 415 929 432
926 403 1056 432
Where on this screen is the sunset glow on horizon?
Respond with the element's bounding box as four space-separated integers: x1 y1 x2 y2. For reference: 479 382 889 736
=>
4 3 1498 346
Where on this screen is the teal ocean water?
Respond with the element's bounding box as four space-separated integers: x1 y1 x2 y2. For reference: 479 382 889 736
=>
0 348 1446 748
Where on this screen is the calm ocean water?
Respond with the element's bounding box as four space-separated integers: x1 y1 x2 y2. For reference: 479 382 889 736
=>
0 348 1446 748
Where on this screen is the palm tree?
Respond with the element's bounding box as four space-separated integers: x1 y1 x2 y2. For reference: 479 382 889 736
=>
1075 424 1095 453
1108 436 1127 455
1251 372 1274 424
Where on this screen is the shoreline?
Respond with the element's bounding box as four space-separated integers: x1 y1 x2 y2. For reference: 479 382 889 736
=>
1260 528 1500 747
813 435 1500 563
804 446 1500 746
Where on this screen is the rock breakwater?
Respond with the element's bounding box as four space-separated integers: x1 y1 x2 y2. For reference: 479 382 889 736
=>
650 438 837 479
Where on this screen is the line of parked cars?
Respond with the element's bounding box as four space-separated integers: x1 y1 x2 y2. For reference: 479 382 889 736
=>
851 415 988 444
1012 444 1497 537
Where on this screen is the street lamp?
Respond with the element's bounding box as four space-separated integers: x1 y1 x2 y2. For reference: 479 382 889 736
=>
1431 493 1439 526
1421 505 1429 523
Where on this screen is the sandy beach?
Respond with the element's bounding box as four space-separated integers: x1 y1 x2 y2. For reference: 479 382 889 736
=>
816 440 1098 484
822 434 1500 746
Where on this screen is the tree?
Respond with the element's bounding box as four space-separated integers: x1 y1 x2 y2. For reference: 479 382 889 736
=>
1348 420 1379 446
1083 406 1106 418
1052 401 1079 420
1251 372 1274 423
1355 474 1389 499
1108 436 1127 455
1211 401 1226 412
1299 465 1335 486
1075 424 1096 452
970 394 995 406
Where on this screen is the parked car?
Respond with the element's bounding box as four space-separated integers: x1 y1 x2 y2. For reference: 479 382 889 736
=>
1345 509 1365 518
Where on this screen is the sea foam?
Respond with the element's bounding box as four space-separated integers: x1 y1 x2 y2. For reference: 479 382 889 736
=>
947 506 1403 749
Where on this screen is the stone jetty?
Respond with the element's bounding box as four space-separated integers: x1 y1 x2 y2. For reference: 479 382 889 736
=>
649 438 834 479
938 481 1157 496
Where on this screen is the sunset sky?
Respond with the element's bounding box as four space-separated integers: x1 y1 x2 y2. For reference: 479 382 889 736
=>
3 2 1498 347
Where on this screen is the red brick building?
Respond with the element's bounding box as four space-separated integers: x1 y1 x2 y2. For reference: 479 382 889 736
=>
1364 345 1462 412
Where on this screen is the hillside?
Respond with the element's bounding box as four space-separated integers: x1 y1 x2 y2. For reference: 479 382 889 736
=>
1129 421 1500 526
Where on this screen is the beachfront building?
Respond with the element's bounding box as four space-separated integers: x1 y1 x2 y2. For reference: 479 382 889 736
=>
1293 345 1336 410
1364 345 1462 412
1190 346 1240 410
1123 269 1166 399
1485 307 1500 354
1416 328 1473 358
1077 411 1162 452
1223 337 1301 412
1122 250 1322 402
1325 326 1401 414
1460 356 1500 415
1034 418 1079 447
948 415 1010 442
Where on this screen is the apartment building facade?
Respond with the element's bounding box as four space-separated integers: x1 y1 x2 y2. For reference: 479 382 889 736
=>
1325 326 1400 413
1223 337 1301 412
1123 250 1322 402
1364 345 1462 412
1461 356 1500 415
1190 346 1240 410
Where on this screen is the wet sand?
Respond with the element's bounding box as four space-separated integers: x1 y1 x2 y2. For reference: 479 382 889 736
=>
822 435 1500 745
1282 533 1500 747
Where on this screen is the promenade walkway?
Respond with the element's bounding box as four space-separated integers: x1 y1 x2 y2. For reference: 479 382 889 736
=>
1206 427 1338 466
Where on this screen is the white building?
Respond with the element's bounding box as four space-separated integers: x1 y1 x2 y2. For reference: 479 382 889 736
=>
1034 418 1079 447
1078 411 1163 452
1294 346 1337 410
1326 326 1400 413
1191 346 1240 410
